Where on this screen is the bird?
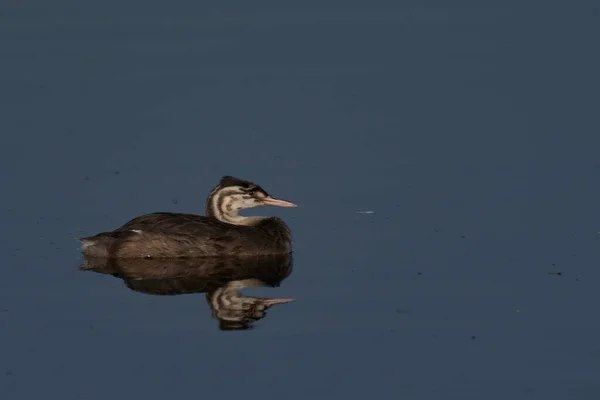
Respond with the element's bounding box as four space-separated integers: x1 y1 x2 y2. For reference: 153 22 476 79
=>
77 176 297 258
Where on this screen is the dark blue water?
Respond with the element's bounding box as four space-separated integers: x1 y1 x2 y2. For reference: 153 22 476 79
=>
1 1 600 399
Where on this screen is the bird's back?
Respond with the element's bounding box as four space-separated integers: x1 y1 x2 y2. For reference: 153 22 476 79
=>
79 212 292 258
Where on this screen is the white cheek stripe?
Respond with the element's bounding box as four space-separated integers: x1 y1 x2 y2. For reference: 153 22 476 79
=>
209 186 262 226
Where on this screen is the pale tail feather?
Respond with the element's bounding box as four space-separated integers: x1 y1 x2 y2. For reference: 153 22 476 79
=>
76 236 112 258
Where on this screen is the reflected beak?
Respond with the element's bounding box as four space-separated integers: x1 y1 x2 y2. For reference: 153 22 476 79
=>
262 196 297 208
263 298 295 305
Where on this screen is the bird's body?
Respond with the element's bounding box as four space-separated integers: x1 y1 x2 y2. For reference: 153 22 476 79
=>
78 176 296 258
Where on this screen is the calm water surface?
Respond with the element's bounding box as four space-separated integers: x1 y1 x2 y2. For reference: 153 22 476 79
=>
1 1 600 399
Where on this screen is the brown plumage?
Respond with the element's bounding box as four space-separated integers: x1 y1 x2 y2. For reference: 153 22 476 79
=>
77 176 297 258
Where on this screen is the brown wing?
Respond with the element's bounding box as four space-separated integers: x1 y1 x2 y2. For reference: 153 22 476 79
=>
115 212 247 238
91 213 291 257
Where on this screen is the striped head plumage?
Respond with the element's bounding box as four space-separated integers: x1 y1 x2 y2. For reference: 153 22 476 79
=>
205 176 297 225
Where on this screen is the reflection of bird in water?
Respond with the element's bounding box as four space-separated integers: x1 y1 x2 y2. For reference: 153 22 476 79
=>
81 253 294 330
208 279 294 331
77 176 297 258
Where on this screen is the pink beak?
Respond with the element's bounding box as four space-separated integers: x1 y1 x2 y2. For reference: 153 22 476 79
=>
263 298 295 305
262 196 297 208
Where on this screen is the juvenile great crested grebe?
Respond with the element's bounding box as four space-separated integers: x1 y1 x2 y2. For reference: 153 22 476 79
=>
78 176 297 258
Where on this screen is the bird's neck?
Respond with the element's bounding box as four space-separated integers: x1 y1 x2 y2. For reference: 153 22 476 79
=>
205 193 265 226
220 214 265 226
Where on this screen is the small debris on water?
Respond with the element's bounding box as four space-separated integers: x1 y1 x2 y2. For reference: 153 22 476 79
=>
548 271 562 276
172 198 178 204
471 336 477 340
356 211 375 214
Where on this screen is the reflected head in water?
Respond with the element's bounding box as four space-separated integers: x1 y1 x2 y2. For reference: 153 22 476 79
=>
81 253 294 330
208 278 294 331
77 175 297 258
